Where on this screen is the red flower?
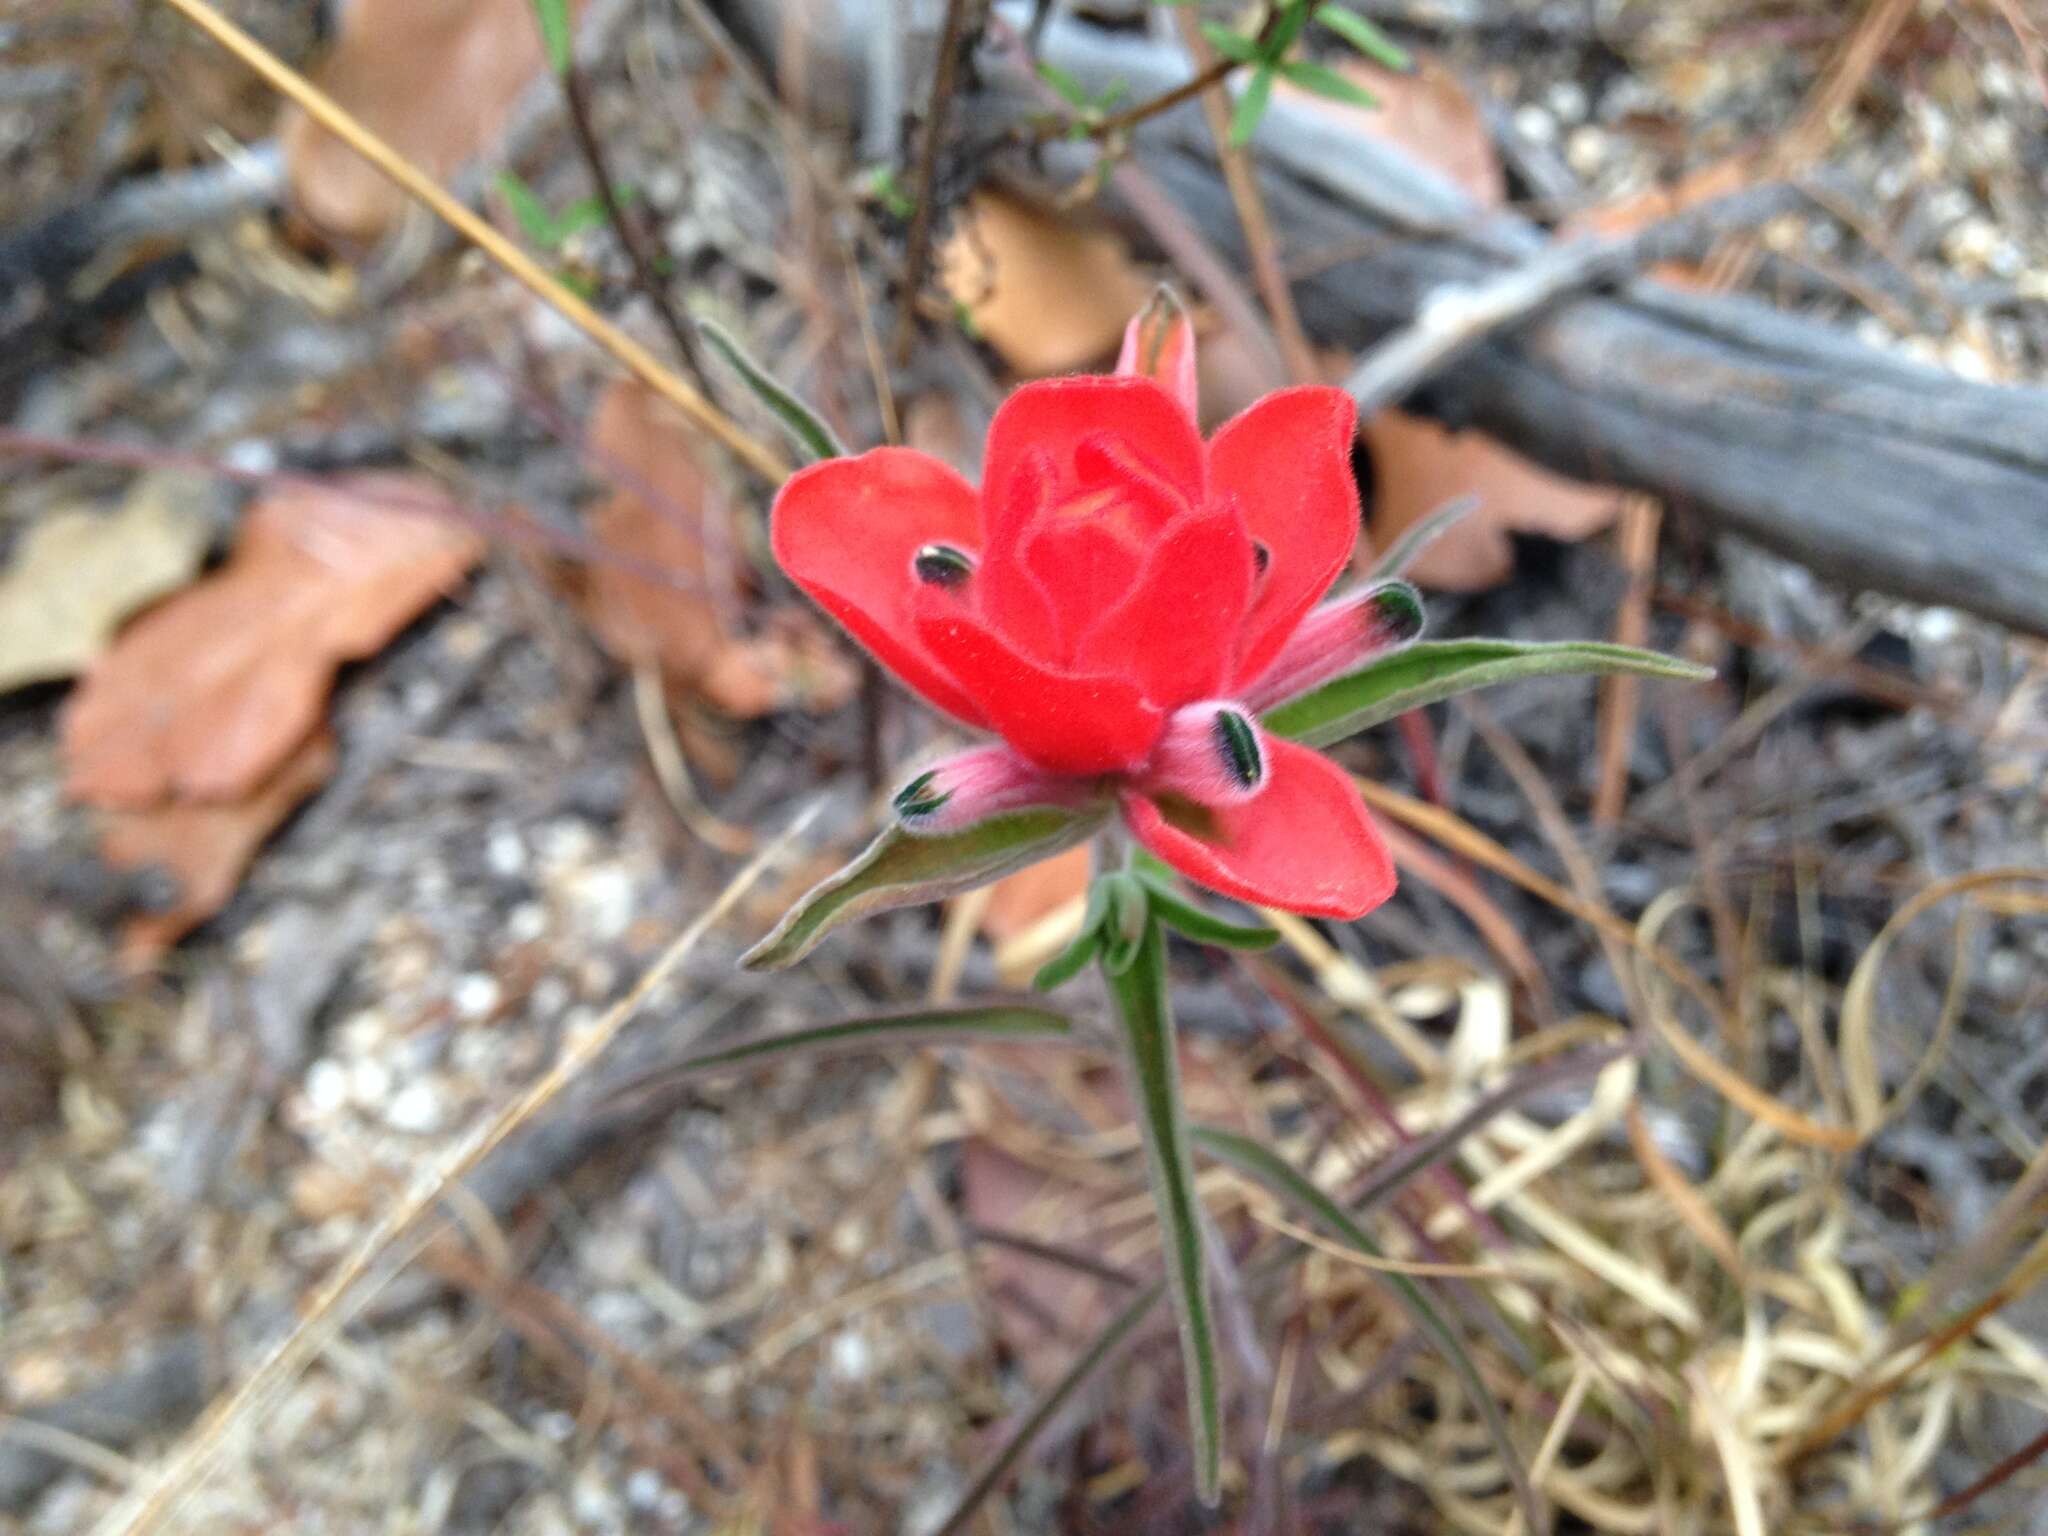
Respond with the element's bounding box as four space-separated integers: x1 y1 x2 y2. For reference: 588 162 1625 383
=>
771 299 1416 920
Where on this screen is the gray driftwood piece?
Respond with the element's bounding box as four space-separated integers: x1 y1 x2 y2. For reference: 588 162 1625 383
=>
732 2 2048 635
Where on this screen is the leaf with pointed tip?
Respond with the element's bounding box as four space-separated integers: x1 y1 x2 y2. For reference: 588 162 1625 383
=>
1367 495 1478 580
1108 921 1223 1504
668 1005 1072 1076
496 170 560 245
529 0 574 75
1229 65 1277 147
1192 1126 1545 1536
1199 20 1262 62
1313 3 1412 68
1263 639 1713 748
697 318 847 463
1278 58 1378 109
742 806 1109 970
1136 874 1280 951
1033 878 1112 992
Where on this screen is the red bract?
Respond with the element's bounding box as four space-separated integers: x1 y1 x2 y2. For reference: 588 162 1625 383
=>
771 299 1415 920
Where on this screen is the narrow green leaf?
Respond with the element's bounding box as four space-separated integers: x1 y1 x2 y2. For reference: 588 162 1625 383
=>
667 1004 1072 1076
495 170 560 247
529 0 574 76
741 805 1110 970
1033 878 1112 991
1108 923 1222 1503
696 318 847 463
1278 58 1378 109
1036 58 1095 111
1136 874 1280 951
1193 1126 1545 1536
1199 20 1263 62
1263 639 1714 748
1267 0 1316 58
1229 65 1276 147
1367 494 1478 580
862 164 915 219
930 1280 1165 1536
1313 3 1412 69
1099 872 1151 977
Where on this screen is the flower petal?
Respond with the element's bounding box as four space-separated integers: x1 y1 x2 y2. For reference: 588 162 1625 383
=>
1119 739 1394 919
915 606 1165 776
771 448 989 726
1210 387 1361 690
1116 291 1200 421
1074 506 1255 707
982 376 1206 548
890 744 1102 835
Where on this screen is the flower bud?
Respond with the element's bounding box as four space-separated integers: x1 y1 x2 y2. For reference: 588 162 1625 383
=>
890 745 1097 835
1242 579 1425 710
1142 701 1269 807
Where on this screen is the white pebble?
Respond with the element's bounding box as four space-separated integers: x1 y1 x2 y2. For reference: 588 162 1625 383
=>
453 973 502 1019
385 1080 446 1135
349 1057 392 1106
1512 103 1556 144
487 826 527 877
570 866 636 944
625 1468 664 1510
304 1058 349 1114
1545 80 1588 123
830 1329 871 1381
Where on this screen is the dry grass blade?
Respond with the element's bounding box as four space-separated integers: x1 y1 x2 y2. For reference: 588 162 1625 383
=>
153 0 789 484
93 801 822 1536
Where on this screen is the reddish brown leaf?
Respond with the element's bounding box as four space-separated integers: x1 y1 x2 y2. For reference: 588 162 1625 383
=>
1362 411 1626 591
62 475 483 810
101 730 338 969
280 0 583 245
578 382 857 718
1290 56 1627 588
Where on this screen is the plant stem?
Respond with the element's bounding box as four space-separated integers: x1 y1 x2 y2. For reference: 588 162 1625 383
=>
558 67 718 400
890 0 979 366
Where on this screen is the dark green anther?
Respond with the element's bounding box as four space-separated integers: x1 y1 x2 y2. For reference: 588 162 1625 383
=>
1367 579 1426 644
1252 540 1271 575
893 769 953 819
1213 709 1263 790
913 544 974 587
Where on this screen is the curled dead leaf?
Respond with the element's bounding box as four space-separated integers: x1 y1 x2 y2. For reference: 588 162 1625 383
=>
939 190 1150 376
101 729 338 970
280 0 583 245
578 381 857 718
62 474 485 809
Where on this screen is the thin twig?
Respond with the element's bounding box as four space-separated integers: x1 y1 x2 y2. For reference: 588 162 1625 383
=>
890 0 979 366
558 67 718 396
152 0 788 484
1022 54 1238 147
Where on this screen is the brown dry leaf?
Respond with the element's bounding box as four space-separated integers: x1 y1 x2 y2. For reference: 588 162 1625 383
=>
101 730 338 969
0 472 216 695
578 381 858 718
939 190 1150 376
1361 411 1626 591
1289 55 1625 587
62 475 484 810
280 0 582 245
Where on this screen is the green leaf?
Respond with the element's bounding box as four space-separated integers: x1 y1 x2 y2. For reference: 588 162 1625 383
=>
1313 3 1412 69
1033 878 1112 991
496 170 560 246
529 0 574 76
1036 58 1096 110
1136 874 1280 951
1198 20 1263 62
1193 1126 1545 1536
930 1280 1165 1536
1367 494 1477 580
1278 58 1378 109
1229 65 1276 147
1263 639 1714 748
862 164 915 219
1107 921 1223 1504
1099 871 1152 977
741 806 1109 970
665 1004 1073 1076
696 318 848 463
1268 0 1315 58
